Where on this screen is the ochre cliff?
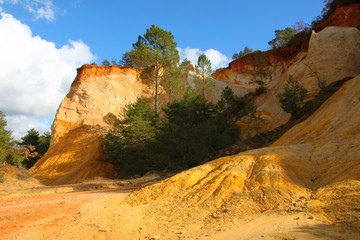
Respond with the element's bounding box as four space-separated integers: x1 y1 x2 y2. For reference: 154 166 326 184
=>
213 25 360 138
212 4 360 138
213 3 360 84
31 65 152 185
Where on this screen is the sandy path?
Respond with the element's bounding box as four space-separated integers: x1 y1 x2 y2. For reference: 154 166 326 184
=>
211 212 359 240
1 189 359 240
0 189 137 240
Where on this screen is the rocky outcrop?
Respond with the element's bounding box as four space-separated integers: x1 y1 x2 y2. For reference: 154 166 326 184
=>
212 4 360 138
31 65 152 185
50 65 151 144
305 27 360 87
213 26 360 138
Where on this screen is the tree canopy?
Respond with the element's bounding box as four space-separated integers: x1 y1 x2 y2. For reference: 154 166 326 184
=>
102 59 111 66
268 27 298 49
20 129 50 168
0 111 22 168
196 54 212 97
232 47 253 60
277 76 308 115
125 25 180 116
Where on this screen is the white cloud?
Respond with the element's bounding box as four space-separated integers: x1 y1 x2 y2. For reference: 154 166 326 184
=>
0 0 56 22
178 47 230 70
203 49 230 69
25 0 56 22
177 47 201 64
6 115 52 139
0 12 95 138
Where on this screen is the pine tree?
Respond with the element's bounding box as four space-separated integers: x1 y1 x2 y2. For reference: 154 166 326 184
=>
0 111 22 167
196 54 212 97
125 25 180 116
277 76 308 115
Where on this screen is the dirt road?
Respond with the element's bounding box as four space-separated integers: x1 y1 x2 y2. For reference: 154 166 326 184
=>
0 189 136 240
1 187 359 240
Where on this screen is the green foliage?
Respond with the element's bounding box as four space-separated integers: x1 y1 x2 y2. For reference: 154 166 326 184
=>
254 86 267 95
237 95 256 118
197 54 212 77
21 128 40 148
125 25 180 115
0 111 22 168
216 86 256 119
232 46 253 60
216 86 239 117
158 89 238 167
161 66 187 103
120 52 133 67
277 76 308 115
103 90 240 176
38 132 50 156
0 111 13 161
179 59 194 73
268 27 297 49
196 54 212 97
102 59 111 66
103 98 158 175
292 20 310 33
20 129 50 169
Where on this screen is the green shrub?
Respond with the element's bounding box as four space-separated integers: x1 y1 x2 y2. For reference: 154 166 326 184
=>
103 98 158 176
277 76 308 115
254 86 267 95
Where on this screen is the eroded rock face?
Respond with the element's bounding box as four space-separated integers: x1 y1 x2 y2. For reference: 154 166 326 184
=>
306 27 360 85
31 65 152 185
213 26 360 138
51 65 151 144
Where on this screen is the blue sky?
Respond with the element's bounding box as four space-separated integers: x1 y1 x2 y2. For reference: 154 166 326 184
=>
0 0 324 138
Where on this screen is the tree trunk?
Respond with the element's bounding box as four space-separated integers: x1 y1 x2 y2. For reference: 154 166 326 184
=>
155 64 159 117
202 73 205 97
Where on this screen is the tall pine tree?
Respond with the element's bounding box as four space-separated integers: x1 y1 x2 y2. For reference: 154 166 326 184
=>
125 25 180 116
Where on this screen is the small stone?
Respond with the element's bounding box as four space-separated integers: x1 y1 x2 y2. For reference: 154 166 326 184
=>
307 215 314 219
294 217 300 220
222 208 229 213
261 235 266 237
149 235 161 240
